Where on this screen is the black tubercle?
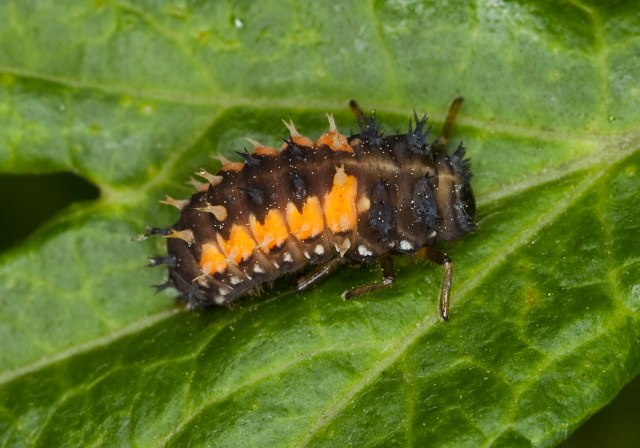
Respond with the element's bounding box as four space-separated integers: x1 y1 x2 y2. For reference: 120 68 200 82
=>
413 177 440 230
238 185 265 205
450 142 472 183
289 173 307 200
356 112 384 146
407 111 433 152
147 255 177 267
282 137 306 159
454 196 477 232
369 181 394 242
154 279 175 293
235 148 261 167
145 226 171 237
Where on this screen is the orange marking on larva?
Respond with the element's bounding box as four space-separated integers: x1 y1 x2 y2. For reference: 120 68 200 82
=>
286 197 324 241
245 138 279 156
281 119 315 149
199 243 227 275
249 210 289 252
253 146 279 156
217 225 257 263
164 228 195 244
324 166 358 233
317 114 353 153
220 162 244 171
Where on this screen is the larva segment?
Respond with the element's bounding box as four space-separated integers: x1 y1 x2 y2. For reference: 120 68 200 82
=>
277 131 334 265
348 132 397 262
388 134 439 253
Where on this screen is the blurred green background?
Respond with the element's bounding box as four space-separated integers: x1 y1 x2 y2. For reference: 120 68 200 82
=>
0 171 638 447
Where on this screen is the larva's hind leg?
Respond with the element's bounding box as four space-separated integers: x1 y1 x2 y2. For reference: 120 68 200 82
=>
418 247 454 322
295 257 346 292
341 254 395 300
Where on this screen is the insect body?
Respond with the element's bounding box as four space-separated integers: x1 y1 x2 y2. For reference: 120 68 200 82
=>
149 99 475 321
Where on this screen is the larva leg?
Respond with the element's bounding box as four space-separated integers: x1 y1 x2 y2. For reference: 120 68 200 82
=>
349 99 365 123
295 257 346 292
341 254 395 300
422 247 454 322
432 97 464 153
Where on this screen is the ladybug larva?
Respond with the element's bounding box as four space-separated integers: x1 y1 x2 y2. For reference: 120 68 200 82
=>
148 98 475 321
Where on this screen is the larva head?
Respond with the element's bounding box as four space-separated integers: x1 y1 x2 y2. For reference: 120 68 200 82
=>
434 143 476 242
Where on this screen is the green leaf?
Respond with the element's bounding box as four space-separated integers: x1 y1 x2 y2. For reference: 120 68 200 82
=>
1 1 639 447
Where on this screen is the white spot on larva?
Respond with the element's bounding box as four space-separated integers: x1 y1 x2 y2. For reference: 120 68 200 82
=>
283 252 293 262
335 239 351 257
234 18 243 28
214 296 226 304
357 195 370 213
229 276 241 285
315 245 325 255
400 240 413 251
358 245 373 257
253 265 264 273
272 262 279 269
304 251 311 259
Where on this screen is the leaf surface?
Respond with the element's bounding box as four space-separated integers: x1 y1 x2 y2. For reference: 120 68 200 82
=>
1 1 639 447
